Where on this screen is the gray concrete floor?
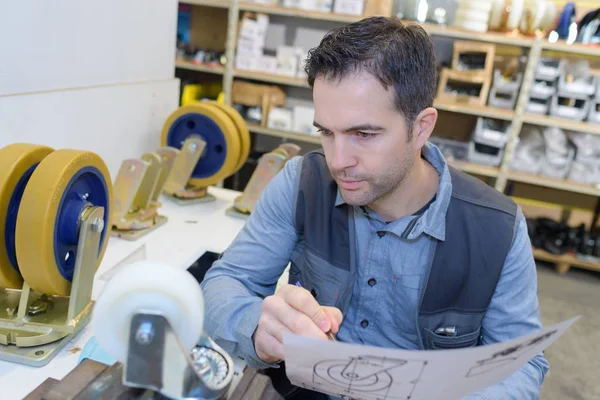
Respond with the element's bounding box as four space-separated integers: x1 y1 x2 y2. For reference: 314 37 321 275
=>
536 262 600 400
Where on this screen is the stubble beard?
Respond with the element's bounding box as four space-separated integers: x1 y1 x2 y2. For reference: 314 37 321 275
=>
335 149 416 207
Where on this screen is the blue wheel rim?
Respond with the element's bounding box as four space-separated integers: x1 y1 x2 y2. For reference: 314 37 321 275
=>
166 113 227 178
5 163 39 273
53 166 109 281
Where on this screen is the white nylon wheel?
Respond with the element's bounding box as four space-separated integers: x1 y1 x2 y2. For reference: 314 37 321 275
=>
91 260 205 363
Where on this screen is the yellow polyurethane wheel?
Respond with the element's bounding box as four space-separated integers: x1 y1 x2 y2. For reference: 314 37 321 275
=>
0 143 54 289
161 103 241 188
15 149 113 296
207 101 251 174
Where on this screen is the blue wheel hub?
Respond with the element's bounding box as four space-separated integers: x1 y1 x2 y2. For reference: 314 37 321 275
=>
166 113 227 178
5 163 39 273
54 166 109 281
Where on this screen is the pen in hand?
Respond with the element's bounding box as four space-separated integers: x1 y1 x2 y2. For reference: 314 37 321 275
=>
295 281 338 341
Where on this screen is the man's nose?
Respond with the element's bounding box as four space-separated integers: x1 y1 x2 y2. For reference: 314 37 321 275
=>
329 137 357 171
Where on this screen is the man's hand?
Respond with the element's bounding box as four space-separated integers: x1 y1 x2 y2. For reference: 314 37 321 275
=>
253 284 343 363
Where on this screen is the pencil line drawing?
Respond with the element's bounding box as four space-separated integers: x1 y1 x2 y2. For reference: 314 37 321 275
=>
310 355 427 400
467 329 558 378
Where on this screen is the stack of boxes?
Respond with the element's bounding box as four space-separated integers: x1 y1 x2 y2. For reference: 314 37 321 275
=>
527 58 599 123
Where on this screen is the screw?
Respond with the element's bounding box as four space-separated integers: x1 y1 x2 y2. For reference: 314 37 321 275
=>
135 322 154 345
91 217 104 232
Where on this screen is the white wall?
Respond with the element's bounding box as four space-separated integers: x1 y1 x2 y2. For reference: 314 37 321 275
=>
0 0 181 179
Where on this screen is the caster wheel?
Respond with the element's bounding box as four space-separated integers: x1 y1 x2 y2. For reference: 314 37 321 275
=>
207 101 251 174
161 103 242 187
0 143 54 289
91 260 205 363
15 149 112 296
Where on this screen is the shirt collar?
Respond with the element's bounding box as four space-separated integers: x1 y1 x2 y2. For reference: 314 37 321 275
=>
333 141 452 240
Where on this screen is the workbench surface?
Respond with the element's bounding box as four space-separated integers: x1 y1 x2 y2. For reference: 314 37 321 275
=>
0 186 248 400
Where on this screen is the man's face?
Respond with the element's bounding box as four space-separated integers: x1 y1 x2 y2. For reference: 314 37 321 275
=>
313 70 418 207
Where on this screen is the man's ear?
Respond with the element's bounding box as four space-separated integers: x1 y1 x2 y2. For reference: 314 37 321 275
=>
412 107 438 149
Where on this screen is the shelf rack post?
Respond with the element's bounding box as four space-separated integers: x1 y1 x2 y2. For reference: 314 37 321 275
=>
223 0 240 105
495 39 543 193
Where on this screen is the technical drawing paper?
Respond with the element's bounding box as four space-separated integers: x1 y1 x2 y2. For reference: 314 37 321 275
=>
283 316 578 400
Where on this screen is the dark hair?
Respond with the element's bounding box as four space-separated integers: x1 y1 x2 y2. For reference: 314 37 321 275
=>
304 17 437 130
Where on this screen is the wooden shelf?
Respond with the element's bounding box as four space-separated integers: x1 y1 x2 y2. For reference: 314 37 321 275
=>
448 160 499 177
238 3 360 23
542 41 600 57
234 70 308 87
248 124 321 144
507 170 600 197
413 21 534 48
522 113 600 135
434 100 515 121
175 59 225 75
533 248 600 274
181 0 230 8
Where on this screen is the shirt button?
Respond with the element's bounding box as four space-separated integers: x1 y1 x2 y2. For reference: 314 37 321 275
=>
368 278 377 286
377 231 386 238
360 319 369 328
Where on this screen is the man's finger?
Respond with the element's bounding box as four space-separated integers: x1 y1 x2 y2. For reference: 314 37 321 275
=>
323 306 343 333
280 286 331 332
255 326 285 362
266 293 328 339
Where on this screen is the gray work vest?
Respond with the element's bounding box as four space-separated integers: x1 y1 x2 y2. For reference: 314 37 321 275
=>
288 150 517 350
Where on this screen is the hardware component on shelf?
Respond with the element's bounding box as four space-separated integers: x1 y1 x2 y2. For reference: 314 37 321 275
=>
526 95 552 115
468 118 509 167
437 41 495 106
452 41 496 76
453 0 492 33
110 150 176 241
161 102 251 205
232 81 286 127
227 143 301 220
588 101 600 124
25 261 236 399
437 68 492 106
428 136 469 162
488 69 523 109
0 143 112 367
529 78 557 100
539 127 575 180
567 131 600 186
511 126 545 174
556 60 596 100
535 57 562 81
550 95 591 121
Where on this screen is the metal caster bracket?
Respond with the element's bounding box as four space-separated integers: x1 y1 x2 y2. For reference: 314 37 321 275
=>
0 206 104 367
112 150 174 240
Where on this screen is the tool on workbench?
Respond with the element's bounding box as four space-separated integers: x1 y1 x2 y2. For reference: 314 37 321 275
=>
0 143 112 366
25 260 237 399
160 102 251 205
226 143 300 220
110 147 177 241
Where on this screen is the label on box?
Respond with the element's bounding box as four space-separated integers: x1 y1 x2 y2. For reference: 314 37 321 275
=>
259 55 278 74
237 38 263 56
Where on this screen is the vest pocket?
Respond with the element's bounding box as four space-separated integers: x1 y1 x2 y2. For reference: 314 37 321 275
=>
293 249 348 308
424 327 481 350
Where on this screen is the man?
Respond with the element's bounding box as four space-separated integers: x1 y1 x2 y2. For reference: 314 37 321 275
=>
200 16 549 399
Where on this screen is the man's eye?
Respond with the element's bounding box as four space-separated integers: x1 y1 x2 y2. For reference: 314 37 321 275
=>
318 129 332 136
357 131 375 139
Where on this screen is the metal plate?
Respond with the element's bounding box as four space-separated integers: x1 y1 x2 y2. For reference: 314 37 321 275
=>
161 104 241 187
15 149 113 296
111 215 168 241
208 101 251 174
0 143 54 289
233 153 287 214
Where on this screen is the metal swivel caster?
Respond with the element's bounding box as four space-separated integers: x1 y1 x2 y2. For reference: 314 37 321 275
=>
88 260 235 399
0 143 112 366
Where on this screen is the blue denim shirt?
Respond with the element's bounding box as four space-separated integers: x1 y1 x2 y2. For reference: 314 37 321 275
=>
200 142 549 399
